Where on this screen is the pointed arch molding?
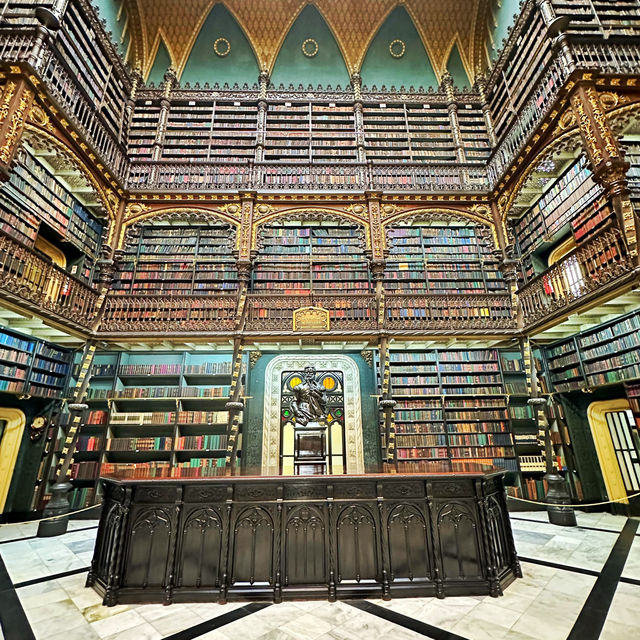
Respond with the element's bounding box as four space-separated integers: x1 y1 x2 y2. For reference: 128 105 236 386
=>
130 0 488 82
382 205 501 251
119 204 241 249
21 123 120 238
252 206 370 251
0 408 26 513
262 354 364 475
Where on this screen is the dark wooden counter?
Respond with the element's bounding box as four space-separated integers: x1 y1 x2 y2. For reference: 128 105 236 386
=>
87 472 521 605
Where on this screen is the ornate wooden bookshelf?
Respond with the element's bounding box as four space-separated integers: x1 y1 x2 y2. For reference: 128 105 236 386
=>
68 351 242 508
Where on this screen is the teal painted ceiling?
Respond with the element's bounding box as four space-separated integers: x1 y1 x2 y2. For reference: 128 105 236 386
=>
270 5 350 89
181 4 259 87
360 6 438 90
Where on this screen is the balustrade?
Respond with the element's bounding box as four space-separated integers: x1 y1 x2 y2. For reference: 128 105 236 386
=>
0 230 99 328
101 294 237 333
384 293 515 331
518 226 637 327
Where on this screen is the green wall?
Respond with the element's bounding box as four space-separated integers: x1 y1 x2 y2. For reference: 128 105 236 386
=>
270 4 350 89
92 0 126 56
487 0 520 61
147 40 173 86
243 352 380 473
446 44 470 89
360 6 438 90
181 4 259 87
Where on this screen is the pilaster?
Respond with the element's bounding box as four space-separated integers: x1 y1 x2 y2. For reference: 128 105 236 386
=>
0 76 35 180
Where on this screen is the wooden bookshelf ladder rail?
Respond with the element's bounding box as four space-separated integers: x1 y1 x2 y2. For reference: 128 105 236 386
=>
526 338 576 526
379 337 396 466
37 339 98 536
225 338 244 475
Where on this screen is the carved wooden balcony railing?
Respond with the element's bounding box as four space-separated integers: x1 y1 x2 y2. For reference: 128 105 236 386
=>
571 42 640 74
0 28 128 179
244 293 378 332
384 294 516 331
100 294 238 333
0 231 100 328
126 161 488 193
518 226 637 328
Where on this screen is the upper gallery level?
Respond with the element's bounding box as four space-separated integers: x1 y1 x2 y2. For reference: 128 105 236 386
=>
0 0 639 193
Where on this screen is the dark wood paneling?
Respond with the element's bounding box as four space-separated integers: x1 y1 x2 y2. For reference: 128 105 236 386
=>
87 472 519 604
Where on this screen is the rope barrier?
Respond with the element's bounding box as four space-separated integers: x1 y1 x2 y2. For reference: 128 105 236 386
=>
0 503 103 527
2 492 639 529
507 491 640 508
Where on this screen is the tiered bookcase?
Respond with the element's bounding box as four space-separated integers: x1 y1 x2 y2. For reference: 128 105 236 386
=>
128 99 162 161
265 103 311 160
70 350 241 508
0 326 72 399
512 155 608 280
383 222 506 295
112 223 238 295
1 146 105 282
160 100 257 162
252 222 370 294
311 104 357 161
544 310 640 392
556 0 640 37
405 104 455 162
362 103 412 161
458 105 491 162
383 349 518 476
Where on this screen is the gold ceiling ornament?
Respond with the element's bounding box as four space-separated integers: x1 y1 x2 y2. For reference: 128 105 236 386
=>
389 39 405 58
127 0 489 82
302 38 319 57
213 37 231 57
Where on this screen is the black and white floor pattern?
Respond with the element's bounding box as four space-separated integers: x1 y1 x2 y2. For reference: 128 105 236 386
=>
0 511 639 640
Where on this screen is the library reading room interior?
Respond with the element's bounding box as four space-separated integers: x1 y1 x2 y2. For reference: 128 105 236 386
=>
1 0 640 639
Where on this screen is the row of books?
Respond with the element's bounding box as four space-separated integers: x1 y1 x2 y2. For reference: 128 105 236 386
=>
106 437 172 451
94 410 230 425
175 435 229 450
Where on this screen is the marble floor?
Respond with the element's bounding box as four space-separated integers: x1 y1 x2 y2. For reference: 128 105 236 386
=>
0 511 638 640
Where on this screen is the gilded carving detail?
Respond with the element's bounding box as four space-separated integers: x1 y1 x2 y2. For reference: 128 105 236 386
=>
0 82 17 126
571 95 603 166
0 89 33 164
586 87 619 160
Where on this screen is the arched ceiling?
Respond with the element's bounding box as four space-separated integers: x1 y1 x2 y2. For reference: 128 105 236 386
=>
121 0 497 85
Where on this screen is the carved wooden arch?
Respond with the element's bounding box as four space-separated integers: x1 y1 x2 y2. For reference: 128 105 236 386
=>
502 127 584 219
21 124 118 223
253 206 370 253
118 205 240 250
608 100 640 136
382 206 499 252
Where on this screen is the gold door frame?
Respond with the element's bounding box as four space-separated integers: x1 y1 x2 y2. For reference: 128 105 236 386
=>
587 399 633 505
0 408 26 513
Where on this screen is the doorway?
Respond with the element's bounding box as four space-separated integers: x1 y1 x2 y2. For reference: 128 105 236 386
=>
0 408 26 513
588 399 640 512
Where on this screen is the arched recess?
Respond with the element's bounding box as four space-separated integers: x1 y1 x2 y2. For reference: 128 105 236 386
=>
270 4 350 88
146 37 174 85
360 5 439 90
118 207 241 250
383 207 499 250
0 408 26 513
180 4 260 86
502 128 585 219
253 207 370 252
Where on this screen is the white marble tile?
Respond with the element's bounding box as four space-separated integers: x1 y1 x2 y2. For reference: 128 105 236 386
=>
326 611 396 640
89 609 147 639
102 622 163 640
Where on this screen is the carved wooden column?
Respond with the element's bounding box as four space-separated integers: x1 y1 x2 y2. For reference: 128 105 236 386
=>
0 76 35 180
120 68 142 145
474 74 496 148
570 83 638 259
149 68 177 184
441 72 465 164
366 192 386 328
535 0 574 70
255 71 269 164
351 73 367 174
